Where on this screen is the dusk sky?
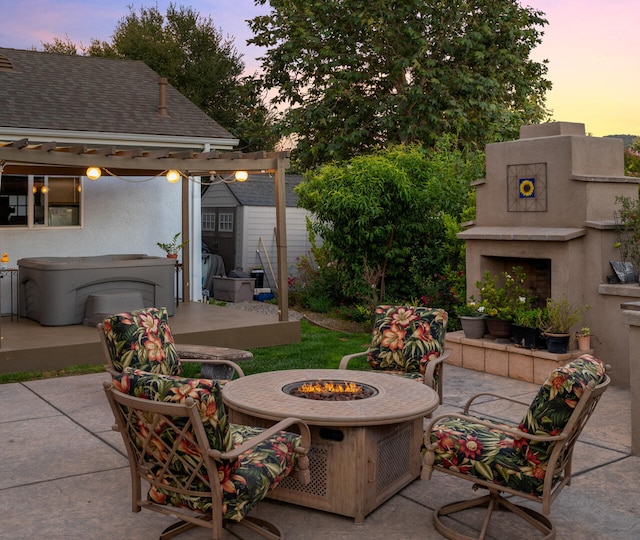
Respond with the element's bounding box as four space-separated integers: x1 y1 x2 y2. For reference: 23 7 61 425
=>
1 0 638 138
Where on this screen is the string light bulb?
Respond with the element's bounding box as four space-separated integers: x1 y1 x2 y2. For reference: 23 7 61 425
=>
86 166 102 180
166 170 182 183
234 170 249 182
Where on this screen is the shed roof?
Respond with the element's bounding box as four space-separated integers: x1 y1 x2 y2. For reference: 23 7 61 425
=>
0 47 234 141
209 173 304 207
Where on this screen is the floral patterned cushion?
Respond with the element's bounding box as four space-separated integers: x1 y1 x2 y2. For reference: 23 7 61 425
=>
428 355 606 496
112 369 303 522
368 306 448 376
112 368 232 451
518 354 607 456
101 307 181 375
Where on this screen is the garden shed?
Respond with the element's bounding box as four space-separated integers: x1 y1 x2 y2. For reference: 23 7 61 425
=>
201 173 312 288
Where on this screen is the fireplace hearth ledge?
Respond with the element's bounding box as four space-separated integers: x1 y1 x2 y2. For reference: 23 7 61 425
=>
446 330 590 385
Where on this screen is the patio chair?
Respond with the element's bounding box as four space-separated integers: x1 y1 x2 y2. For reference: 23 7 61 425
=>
97 306 246 383
421 354 610 540
339 305 451 403
104 369 311 540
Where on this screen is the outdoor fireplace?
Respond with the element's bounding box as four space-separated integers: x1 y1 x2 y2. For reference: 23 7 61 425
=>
283 379 378 401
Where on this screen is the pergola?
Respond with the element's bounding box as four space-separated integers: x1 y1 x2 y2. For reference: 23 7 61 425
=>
0 138 292 320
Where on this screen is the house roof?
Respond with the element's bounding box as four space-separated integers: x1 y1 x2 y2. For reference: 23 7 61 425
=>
0 47 235 142
217 174 304 207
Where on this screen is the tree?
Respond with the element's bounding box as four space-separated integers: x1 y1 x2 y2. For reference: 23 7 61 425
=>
249 0 551 169
41 35 80 55
44 3 277 152
295 140 484 307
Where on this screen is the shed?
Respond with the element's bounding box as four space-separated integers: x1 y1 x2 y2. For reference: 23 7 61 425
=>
201 174 312 289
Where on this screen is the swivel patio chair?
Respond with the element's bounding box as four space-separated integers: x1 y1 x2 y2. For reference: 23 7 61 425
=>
97 306 247 383
104 369 311 539
339 305 451 403
421 354 610 540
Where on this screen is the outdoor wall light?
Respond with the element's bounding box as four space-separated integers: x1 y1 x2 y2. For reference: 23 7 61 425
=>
166 169 182 183
86 166 102 180
234 170 249 182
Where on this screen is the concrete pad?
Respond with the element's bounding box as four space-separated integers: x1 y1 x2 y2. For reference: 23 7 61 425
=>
0 381 60 422
24 372 113 434
0 414 126 489
0 362 635 539
531 456 640 539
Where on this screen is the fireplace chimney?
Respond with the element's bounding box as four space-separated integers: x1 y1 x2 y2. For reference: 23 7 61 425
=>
157 77 168 117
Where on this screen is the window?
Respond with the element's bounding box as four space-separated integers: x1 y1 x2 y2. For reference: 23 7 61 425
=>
0 174 81 227
218 212 234 232
202 211 216 231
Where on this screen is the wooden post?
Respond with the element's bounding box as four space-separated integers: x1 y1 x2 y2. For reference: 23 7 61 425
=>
275 160 288 321
181 173 190 303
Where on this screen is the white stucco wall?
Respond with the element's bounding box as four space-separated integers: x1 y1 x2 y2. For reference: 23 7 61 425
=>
0 175 184 313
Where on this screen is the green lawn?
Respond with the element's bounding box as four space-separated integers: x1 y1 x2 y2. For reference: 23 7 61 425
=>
0 319 371 384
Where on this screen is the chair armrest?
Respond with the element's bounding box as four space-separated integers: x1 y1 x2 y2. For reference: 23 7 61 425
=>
338 350 369 370
213 417 311 460
462 392 530 414
422 347 451 383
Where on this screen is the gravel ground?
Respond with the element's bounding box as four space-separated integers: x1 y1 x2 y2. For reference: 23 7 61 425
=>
222 300 367 333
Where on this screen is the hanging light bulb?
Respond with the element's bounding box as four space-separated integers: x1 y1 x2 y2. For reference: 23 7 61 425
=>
40 185 48 194
86 166 102 180
166 170 182 183
234 170 249 182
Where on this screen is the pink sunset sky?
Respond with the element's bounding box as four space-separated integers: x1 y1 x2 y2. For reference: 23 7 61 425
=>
1 0 638 137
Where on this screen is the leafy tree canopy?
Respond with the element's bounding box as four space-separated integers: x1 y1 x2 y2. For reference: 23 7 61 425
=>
43 3 277 152
249 0 551 169
295 139 484 303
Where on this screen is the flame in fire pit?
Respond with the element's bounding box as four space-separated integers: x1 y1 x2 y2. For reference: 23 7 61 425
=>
300 380 360 394
283 379 378 401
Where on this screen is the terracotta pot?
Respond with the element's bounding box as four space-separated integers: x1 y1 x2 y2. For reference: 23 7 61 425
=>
576 334 591 351
485 319 512 339
166 253 178 259
460 316 486 339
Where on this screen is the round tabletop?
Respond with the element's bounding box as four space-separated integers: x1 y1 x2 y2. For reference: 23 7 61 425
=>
222 368 439 427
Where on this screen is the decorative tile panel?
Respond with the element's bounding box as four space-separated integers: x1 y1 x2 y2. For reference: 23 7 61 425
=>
507 163 547 212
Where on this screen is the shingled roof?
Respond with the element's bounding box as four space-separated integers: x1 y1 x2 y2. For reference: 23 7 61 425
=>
218 174 303 207
0 47 235 141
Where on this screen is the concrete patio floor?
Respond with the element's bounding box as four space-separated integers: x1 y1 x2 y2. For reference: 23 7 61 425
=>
0 363 637 539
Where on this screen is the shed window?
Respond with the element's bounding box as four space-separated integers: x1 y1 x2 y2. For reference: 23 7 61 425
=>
218 212 234 232
202 211 216 231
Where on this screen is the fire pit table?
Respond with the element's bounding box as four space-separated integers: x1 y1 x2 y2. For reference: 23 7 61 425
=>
222 368 439 523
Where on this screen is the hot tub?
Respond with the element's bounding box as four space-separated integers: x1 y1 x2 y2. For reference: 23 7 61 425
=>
18 254 176 326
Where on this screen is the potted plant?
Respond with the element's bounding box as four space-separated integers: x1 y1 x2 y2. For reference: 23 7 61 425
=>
157 232 188 259
511 307 545 350
575 327 595 351
455 299 486 339
476 266 533 339
613 195 640 282
538 298 590 354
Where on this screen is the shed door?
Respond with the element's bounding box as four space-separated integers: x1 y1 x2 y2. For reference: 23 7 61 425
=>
202 208 236 274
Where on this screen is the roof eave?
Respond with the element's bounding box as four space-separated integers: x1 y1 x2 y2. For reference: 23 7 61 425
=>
0 127 239 151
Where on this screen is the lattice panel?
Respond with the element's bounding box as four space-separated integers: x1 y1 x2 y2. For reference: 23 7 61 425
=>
507 162 547 212
376 426 412 491
277 445 328 497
